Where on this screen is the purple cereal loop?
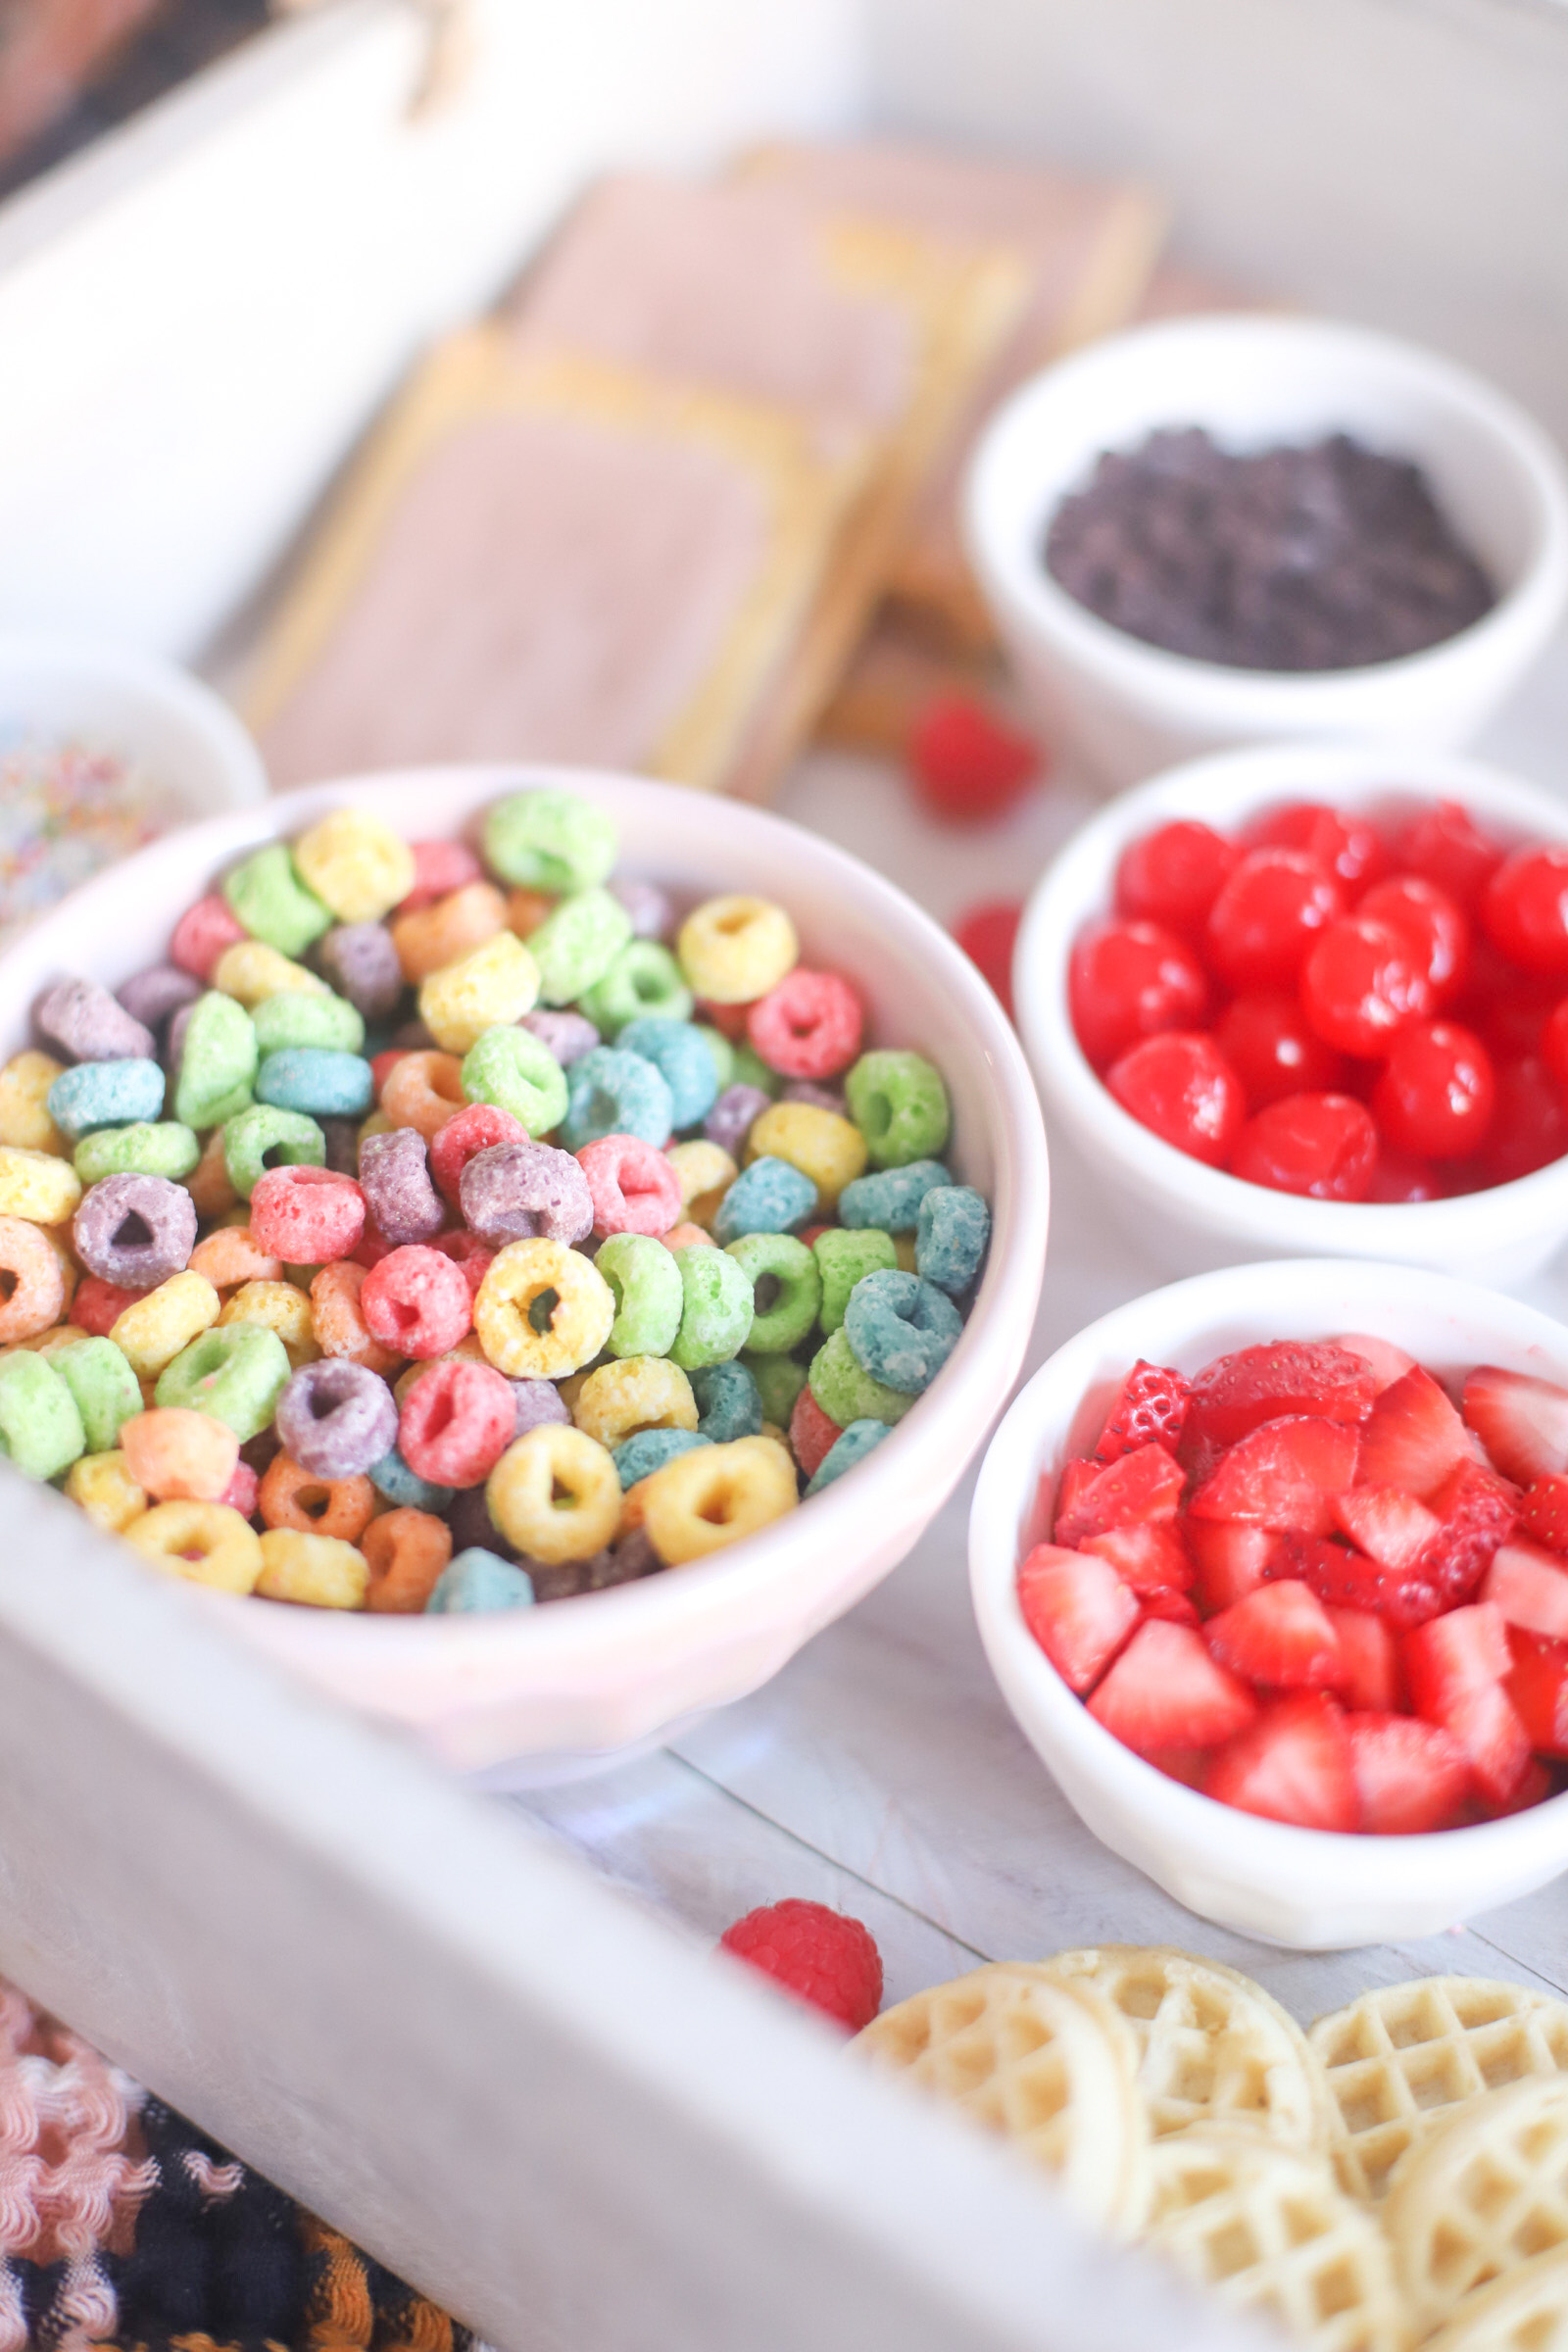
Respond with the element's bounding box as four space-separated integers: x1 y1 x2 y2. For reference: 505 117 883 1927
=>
359 1125 444 1246
72 1172 197 1289
459 1140 593 1248
37 977 155 1064
317 923 404 1021
274 1359 398 1479
117 964 201 1038
521 1008 599 1067
509 1376 571 1437
783 1079 847 1116
704 1082 770 1158
447 1484 514 1558
610 879 673 941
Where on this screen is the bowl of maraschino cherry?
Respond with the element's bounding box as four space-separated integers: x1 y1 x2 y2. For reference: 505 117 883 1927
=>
1013 739 1568 1284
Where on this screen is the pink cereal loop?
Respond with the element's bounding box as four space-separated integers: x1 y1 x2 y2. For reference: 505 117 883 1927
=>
746 967 863 1081
577 1135 682 1239
170 894 247 981
361 1244 473 1360
398 838 482 912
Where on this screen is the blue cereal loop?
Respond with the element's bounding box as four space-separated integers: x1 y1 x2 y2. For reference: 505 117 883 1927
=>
369 1447 454 1513
559 1046 674 1152
255 1047 375 1118
616 1016 720 1131
838 1159 953 1234
612 1427 711 1489
426 1548 536 1612
806 1417 891 1496
843 1268 963 1394
916 1183 991 1297
690 1358 762 1443
711 1154 815 1245
47 1056 165 1138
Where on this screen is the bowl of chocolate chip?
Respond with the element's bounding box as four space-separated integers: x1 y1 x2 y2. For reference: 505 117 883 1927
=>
964 315 1568 790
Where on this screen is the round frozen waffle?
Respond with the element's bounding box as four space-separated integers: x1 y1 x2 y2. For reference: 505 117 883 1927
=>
1309 1978 1568 2202
1384 2075 1568 2334
853 1962 1151 2234
1422 2246 1568 2350
1035 1944 1337 2153
1144 2128 1412 2352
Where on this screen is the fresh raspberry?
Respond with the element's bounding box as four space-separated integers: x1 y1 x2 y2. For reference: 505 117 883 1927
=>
907 696 1041 822
718 1900 883 2031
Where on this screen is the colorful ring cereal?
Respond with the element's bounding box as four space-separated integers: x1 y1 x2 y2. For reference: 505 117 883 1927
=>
676 896 798 1005
724 1231 820 1353
705 1084 771 1160
172 993 258 1131
482 787 616 895
0 1213 67 1342
789 1383 842 1479
223 844 331 959
428 1102 526 1207
359 1125 445 1247
109 1270 220 1380
746 1351 808 1429
292 808 416 924
843 1268 963 1395
368 1446 453 1514
363 1506 452 1613
838 1159 953 1234
0 1049 68 1154
74 1122 201 1185
594 1231 683 1358
118 1406 238 1501
221 1104 324 1201
525 887 632 1005
258 1454 376 1542
460 1026 568 1135
486 1422 620 1563
274 1359 398 1480
170 894 247 982
577 940 693 1036
36 976 155 1063
426 1548 537 1611
806 1417 890 1496
668 1243 753 1370
378 1051 466 1143
572 1355 696 1450
391 881 508 985
0 1349 83 1478
664 1139 735 1228
154 1320 290 1440
459 1142 592 1249
915 1184 991 1297
577 1134 681 1240
69 1274 144 1339
255 1528 368 1608
473 1238 614 1380
616 1017 720 1129
220 1275 323 1371
560 1048 673 1153
248 1164 366 1264
252 991 366 1055
417 930 539 1055
0 1145 81 1224
691 1358 762 1444
360 1246 472 1360
844 1051 952 1169
72 1172 196 1291
65 1449 147 1532
640 1434 797 1565
51 1335 140 1452
612 1427 710 1489
397 1358 517 1488
522 1007 599 1067
711 1156 815 1246
211 940 327 1007
812 1228 897 1336
318 923 404 1021
402 838 481 910
747 968 862 1080
47 1057 165 1139
255 1048 374 1119
126 1500 263 1592
746 1102 867 1212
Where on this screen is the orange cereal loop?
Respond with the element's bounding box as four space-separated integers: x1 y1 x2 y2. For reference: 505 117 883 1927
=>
662 1222 707 1253
259 1452 376 1542
506 885 556 936
310 1261 403 1377
188 1225 285 1291
120 1406 239 1501
363 1506 452 1613
380 1051 466 1141
391 881 507 984
0 1214 67 1343
188 1127 239 1221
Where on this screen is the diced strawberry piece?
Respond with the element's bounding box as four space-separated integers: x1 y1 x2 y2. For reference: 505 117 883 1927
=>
1276 1529 1442 1628
1326 1608 1400 1712
1332 1487 1441 1572
1188 1416 1360 1535
1185 1519 1276 1612
1417 1457 1521 1611
1148 1746 1210 1788
1469 1757 1553 1821
1182 1341 1376 1456
1139 1588 1200 1626
1081 1521 1194 1593
1347 1713 1470 1834
1404 1601 1512 1718
1522 1474 1568 1555
1205 1581 1343 1690
1016 1544 1141 1694
1054 1443 1184 1544
1087 1621 1258 1754
1052 1458 1098 1541
1332 1333 1416 1395
1093 1359 1191 1462
1463 1364 1568 1488
1356 1365 1472 1497
1505 1630 1568 1758
1441 1682 1532 1806
1483 1541 1568 1640
1203 1693 1357 1831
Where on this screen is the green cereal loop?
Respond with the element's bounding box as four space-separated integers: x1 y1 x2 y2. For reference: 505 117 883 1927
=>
594 1232 682 1358
577 941 693 1037
812 1227 897 1335
461 1026 568 1135
526 888 632 1006
743 1349 808 1428
252 991 365 1054
0 1349 84 1479
693 1023 734 1091
729 1042 782 1100
74 1121 201 1185
221 1103 325 1200
51 1336 141 1453
808 1326 913 1428
155 1319 290 1440
726 1231 820 1352
222 843 331 958
482 788 616 894
668 1243 754 1370
845 1050 952 1169
173 993 258 1131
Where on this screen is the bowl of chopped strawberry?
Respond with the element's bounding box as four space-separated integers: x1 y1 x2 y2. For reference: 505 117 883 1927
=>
1014 739 1568 1284
969 1256 1568 1947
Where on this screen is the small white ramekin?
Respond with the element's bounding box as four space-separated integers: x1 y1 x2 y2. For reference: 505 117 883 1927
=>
0 633 268 820
1014 738 1568 1286
969 1257 1568 1950
963 315 1568 790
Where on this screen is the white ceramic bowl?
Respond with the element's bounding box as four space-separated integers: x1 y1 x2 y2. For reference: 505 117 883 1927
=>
0 764 1050 1775
970 1257 1568 1949
0 633 267 821
963 315 1568 790
1015 738 1568 1286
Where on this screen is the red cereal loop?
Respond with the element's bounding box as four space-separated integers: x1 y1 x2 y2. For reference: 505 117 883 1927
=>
398 1358 516 1487
370 1049 407 1100
397 838 483 913
220 1460 260 1517
576 1134 682 1238
430 1228 497 1299
249 1166 367 1264
746 968 863 1080
789 1386 841 1480
429 1102 527 1206
71 1273 146 1334
360 1244 473 1359
170 894 247 981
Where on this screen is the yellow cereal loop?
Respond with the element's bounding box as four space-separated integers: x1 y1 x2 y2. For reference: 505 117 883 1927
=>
65 1450 148 1533
219 1280 321 1368
676 896 797 1004
486 1423 620 1564
393 1334 487 1408
748 1101 868 1211
110 1271 220 1380
473 1238 613 1380
573 1355 696 1449
292 808 416 923
212 940 328 1005
0 1051 69 1154
0 1145 81 1223
255 1528 368 1608
642 1433 798 1565
187 1128 239 1220
125 1500 263 1593
665 1139 737 1229
418 930 539 1054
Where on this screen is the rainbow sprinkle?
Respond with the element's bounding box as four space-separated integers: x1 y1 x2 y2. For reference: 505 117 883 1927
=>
0 734 180 944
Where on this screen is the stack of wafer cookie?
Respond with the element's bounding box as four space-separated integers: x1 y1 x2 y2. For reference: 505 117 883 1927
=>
856 1947 1568 2349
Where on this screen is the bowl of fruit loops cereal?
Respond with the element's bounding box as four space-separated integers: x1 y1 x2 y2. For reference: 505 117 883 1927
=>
1014 738 1568 1286
0 765 1048 1773
970 1256 1568 1948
